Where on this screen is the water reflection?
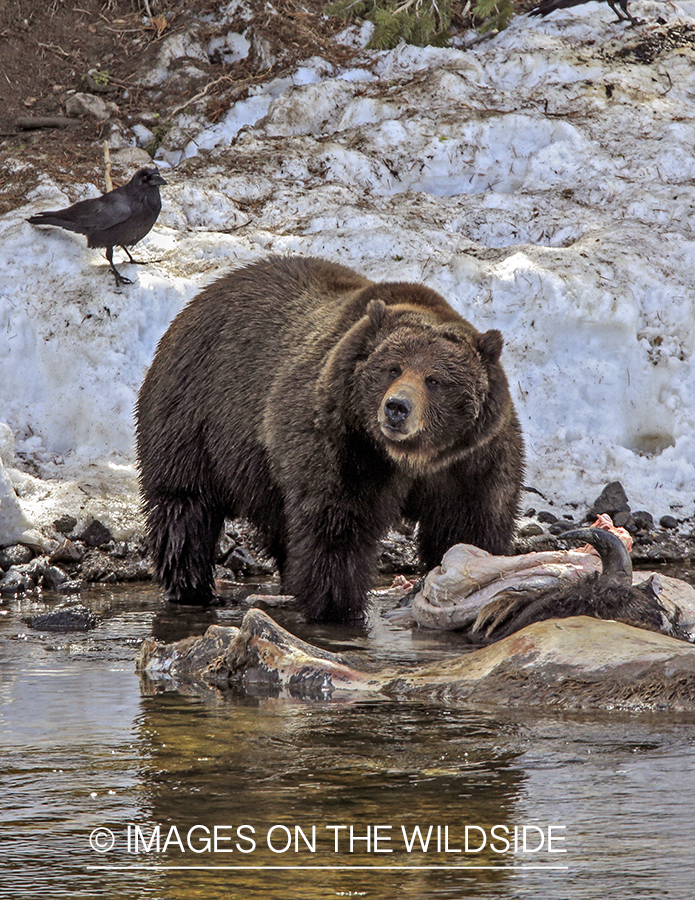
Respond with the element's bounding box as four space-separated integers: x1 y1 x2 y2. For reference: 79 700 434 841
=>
1 585 695 899
136 697 527 896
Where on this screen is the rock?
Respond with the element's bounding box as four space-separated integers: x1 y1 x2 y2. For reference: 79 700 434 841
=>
127 533 148 553
42 565 69 591
632 510 655 531
613 510 635 529
377 531 419 573
53 514 77 535
56 579 83 594
103 119 131 150
247 593 297 609
592 481 630 516
27 604 99 632
216 532 237 561
0 552 53 591
548 520 575 535
0 544 34 568
13 557 47 582
518 522 544 537
223 546 274 577
0 567 33 594
138 611 367 697
80 549 113 582
79 520 113 548
64 92 118 121
660 515 679 530
137 609 695 711
81 549 150 583
110 147 155 169
116 558 152 581
49 539 85 564
214 564 236 583
537 511 558 524
631 540 685 564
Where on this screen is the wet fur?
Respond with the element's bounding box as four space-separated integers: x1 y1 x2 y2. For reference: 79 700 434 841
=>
473 529 668 642
474 575 665 642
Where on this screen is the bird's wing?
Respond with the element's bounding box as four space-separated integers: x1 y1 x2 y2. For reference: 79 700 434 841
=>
528 0 581 14
32 186 136 232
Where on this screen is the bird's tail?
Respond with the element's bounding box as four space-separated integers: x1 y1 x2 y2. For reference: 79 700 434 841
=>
27 212 85 235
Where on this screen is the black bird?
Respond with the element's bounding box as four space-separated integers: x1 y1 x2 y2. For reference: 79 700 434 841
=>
28 167 167 287
528 0 640 26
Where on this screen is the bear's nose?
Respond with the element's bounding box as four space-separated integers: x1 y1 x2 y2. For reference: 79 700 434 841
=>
384 397 412 425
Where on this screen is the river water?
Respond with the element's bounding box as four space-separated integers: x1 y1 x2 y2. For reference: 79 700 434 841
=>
2 583 694 900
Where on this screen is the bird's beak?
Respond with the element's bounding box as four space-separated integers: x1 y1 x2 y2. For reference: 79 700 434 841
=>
150 173 167 186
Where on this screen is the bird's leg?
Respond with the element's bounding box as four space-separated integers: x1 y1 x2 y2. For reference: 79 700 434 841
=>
607 1 627 20
610 0 642 24
105 246 133 286
120 244 162 266
120 245 145 265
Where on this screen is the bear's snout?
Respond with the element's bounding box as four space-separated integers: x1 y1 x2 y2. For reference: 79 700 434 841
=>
378 376 425 441
384 396 412 425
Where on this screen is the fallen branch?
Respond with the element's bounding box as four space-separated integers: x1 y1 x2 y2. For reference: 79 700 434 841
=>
16 116 80 130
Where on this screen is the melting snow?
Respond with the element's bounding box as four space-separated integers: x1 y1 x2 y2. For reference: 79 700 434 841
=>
1 3 694 540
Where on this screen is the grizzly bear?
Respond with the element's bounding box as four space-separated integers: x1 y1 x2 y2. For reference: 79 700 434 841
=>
136 256 524 622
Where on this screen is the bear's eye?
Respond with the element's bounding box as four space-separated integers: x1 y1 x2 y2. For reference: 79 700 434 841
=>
388 366 401 379
426 376 440 388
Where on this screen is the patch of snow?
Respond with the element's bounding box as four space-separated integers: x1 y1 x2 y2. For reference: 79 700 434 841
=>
334 20 375 50
207 31 251 65
136 30 210 88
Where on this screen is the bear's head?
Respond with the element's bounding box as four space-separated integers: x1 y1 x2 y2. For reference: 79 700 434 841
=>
351 298 510 474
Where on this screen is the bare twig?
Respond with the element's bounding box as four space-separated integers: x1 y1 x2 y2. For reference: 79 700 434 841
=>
104 141 113 191
169 69 273 118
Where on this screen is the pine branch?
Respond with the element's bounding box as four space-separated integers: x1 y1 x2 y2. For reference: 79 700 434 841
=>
324 0 459 48
471 0 514 33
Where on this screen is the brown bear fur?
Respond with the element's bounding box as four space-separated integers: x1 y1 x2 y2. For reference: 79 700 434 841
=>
136 255 524 622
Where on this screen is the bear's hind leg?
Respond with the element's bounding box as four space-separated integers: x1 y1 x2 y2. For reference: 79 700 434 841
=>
145 490 224 605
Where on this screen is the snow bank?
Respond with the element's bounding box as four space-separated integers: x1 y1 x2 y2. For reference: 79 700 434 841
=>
1 2 694 539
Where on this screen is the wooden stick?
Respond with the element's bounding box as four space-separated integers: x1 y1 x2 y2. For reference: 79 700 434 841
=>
104 141 113 192
16 116 80 129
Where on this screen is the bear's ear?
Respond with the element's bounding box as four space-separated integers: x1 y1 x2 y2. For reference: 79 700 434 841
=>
366 299 388 329
477 329 503 364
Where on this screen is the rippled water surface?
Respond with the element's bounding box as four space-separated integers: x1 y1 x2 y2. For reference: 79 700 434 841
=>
2 584 694 899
